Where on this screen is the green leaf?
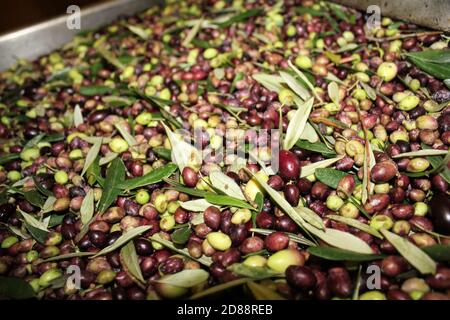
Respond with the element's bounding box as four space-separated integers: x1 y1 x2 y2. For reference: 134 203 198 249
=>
209 170 246 200
180 199 216 212
120 241 146 284
0 276 35 300
205 194 254 210
164 179 208 198
227 263 282 279
247 281 285 300
81 138 103 177
150 233 212 266
80 189 95 225
153 147 172 161
41 251 95 263
300 156 344 178
99 152 119 166
283 97 314 150
380 229 436 274
115 122 137 147
392 149 448 158
215 8 263 28
96 45 125 70
190 278 250 299
326 214 383 239
102 95 136 108
97 157 126 213
127 25 150 40
20 210 48 232
79 85 112 96
422 245 450 262
360 82 376 101
327 82 340 105
249 170 325 230
171 226 191 245
303 223 375 254
295 140 336 158
24 223 48 244
23 133 45 150
73 104 84 127
288 60 322 103
0 153 20 165
117 163 177 191
156 269 209 288
279 71 310 101
252 73 284 93
405 49 450 64
93 225 151 257
48 213 65 228
182 18 203 47
250 228 317 247
308 246 385 261
24 190 45 208
315 168 349 189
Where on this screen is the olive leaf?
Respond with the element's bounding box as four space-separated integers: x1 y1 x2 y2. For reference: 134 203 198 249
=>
163 123 202 172
24 190 45 208
93 225 151 257
249 170 325 230
127 25 150 40
79 85 112 96
19 209 49 232
392 149 448 158
422 245 450 262
315 168 355 189
171 226 191 245
156 269 209 288
102 95 136 108
99 152 118 166
120 241 145 284
0 153 20 165
227 263 282 280
279 71 310 101
80 189 95 225
209 170 245 200
0 276 36 300
303 223 374 254
164 178 208 198
252 73 284 93
360 82 376 101
380 229 436 274
250 228 317 247
283 97 314 150
115 122 137 147
405 49 450 80
326 214 382 239
205 194 255 211
300 156 344 178
73 104 84 127
117 163 177 191
24 223 48 244
150 234 212 266
153 147 172 161
81 137 103 177
247 281 285 300
287 60 323 103
327 81 340 105
182 17 203 47
308 246 385 261
445 79 450 90
180 199 217 212
96 45 125 70
41 196 56 214
215 8 264 28
362 134 376 204
41 251 95 263
295 140 336 158
190 278 251 299
96 157 126 213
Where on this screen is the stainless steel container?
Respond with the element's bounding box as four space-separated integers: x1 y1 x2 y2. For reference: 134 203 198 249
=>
0 0 162 71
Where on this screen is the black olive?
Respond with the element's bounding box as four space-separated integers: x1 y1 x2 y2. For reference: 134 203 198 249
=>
429 193 450 235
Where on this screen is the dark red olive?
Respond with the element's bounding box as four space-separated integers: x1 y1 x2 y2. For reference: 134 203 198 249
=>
160 257 184 274
286 266 317 290
204 206 221 230
381 255 407 277
265 231 289 252
88 230 106 248
371 161 398 183
182 167 198 187
327 267 353 298
284 184 300 206
429 193 450 235
239 236 264 255
278 150 300 180
387 289 411 300
268 175 284 191
229 224 247 246
134 238 153 256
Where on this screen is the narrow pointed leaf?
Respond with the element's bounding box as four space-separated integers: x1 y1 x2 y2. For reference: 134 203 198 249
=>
96 157 126 213
117 163 177 190
279 71 310 101
180 199 216 212
327 214 382 239
247 281 285 300
308 247 385 261
205 194 254 210
115 122 137 147
300 156 344 178
283 97 314 150
209 170 245 200
80 189 95 225
156 269 209 288
120 241 145 284
73 104 84 127
93 225 151 257
81 138 103 177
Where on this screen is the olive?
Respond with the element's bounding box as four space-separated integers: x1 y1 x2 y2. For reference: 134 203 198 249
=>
429 193 450 235
279 150 300 180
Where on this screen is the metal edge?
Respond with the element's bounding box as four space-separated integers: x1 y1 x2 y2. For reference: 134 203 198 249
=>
0 0 163 71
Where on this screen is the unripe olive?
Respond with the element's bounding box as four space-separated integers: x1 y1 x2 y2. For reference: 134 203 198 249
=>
377 62 397 82
206 232 232 251
267 249 305 273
